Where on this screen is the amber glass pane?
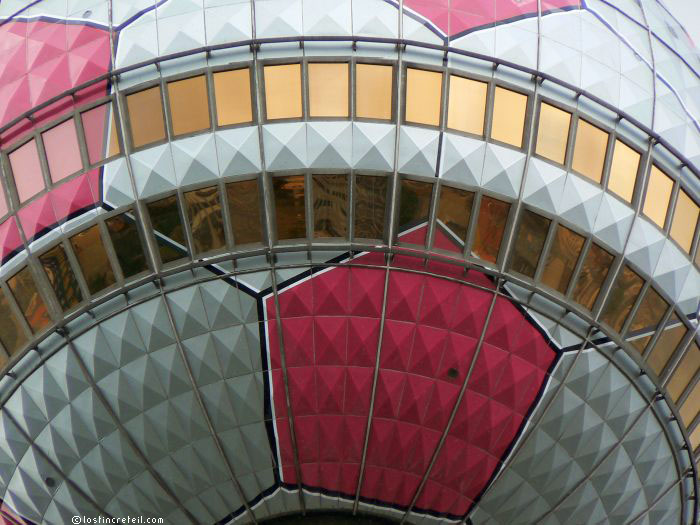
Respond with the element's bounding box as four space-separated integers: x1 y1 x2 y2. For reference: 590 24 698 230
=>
491 87 527 147
405 68 442 126
670 190 699 253
535 103 571 164
108 106 121 158
39 244 83 310
313 175 347 238
274 175 306 240
447 75 487 135
690 425 700 453
105 213 148 278
227 179 264 245
627 286 668 335
213 69 253 126
643 166 673 228
185 186 225 253
541 225 585 294
437 186 473 249
600 266 643 332
126 86 166 148
572 119 608 183
264 64 302 120
398 179 432 245
356 64 393 120
630 335 652 354
607 140 639 203
648 315 686 377
308 63 349 118
665 342 698 401
70 225 117 295
8 268 50 333
0 290 26 356
509 210 551 278
354 175 388 239
167 76 210 136
679 370 700 426
148 195 188 263
472 197 510 263
571 243 613 310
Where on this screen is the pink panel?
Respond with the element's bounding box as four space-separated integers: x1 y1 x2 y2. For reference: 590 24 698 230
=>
348 267 384 317
278 281 313 317
81 103 109 165
449 285 492 338
385 271 424 322
18 194 57 242
282 317 314 366
379 320 414 371
407 325 448 378
42 119 83 182
312 267 349 315
49 173 97 223
0 217 22 262
347 317 380 367
0 179 7 218
314 317 348 365
9 139 44 203
419 278 460 328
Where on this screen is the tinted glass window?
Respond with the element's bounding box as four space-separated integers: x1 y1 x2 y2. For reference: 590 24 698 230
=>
127 86 166 148
213 68 253 126
541 225 585 294
571 243 613 310
227 179 264 245
472 197 510 263
167 75 211 136
8 268 51 333
274 175 306 240
313 175 348 238
509 210 551 278
148 195 188 263
354 175 387 239
70 225 117 295
184 186 226 253
39 244 83 310
105 213 149 278
436 186 473 251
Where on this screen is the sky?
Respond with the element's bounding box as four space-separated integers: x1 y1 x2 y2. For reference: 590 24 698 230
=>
663 0 700 46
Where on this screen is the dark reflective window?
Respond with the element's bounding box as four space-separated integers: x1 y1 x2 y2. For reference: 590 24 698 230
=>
571 243 613 310
227 179 264 245
600 266 643 332
70 225 117 295
354 175 388 239
541 225 584 294
436 186 473 252
677 343 700 425
39 244 83 310
147 195 188 263
184 186 225 253
398 179 432 245
647 314 686 377
627 287 668 336
8 267 51 333
313 175 348 238
274 175 306 240
509 210 551 278
0 290 25 357
472 197 510 263
105 213 149 278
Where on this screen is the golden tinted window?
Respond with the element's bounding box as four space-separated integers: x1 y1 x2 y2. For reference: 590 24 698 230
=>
8 267 50 333
436 186 474 251
472 197 510 263
679 360 700 426
669 190 699 253
509 210 551 278
274 175 306 240
264 64 302 120
356 63 393 120
627 286 668 335
571 243 613 310
39 244 83 310
535 103 571 164
643 166 673 228
690 423 700 453
665 341 698 401
541 225 585 294
0 289 26 357
447 75 487 136
572 119 608 183
600 265 643 333
405 68 442 127
647 314 686 377
354 175 388 239
185 186 226 254
70 225 117 295
148 195 188 264
313 175 348 238
227 179 264 245
397 179 433 245
491 87 527 148
213 68 253 126
607 140 640 203
167 75 211 136
126 86 166 148
105 213 149 278
308 63 349 118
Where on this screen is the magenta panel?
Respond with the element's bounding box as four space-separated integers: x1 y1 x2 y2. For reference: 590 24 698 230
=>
42 119 83 182
81 103 111 165
0 179 7 218
49 172 97 223
0 217 23 262
18 194 57 242
9 139 45 203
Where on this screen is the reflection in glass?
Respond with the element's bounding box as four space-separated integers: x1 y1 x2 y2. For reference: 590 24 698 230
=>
167 75 211 136
571 243 613 310
184 187 225 253
627 286 668 336
148 195 188 263
472 197 510 263
0 290 26 356
213 68 253 126
535 103 570 164
600 265 643 332
670 190 699 253
690 423 700 453
8 268 50 333
666 342 698 402
572 119 608 183
70 225 117 295
264 64 302 120
82 103 121 165
405 68 442 126
274 175 306 240
356 64 393 120
679 355 700 425
227 179 264 244
436 186 473 251
647 314 686 377
607 140 639 203
126 86 166 148
39 244 83 310
354 175 387 239
491 87 527 147
447 75 487 135
308 63 349 118
643 166 673 228
313 175 347 238
106 213 148 278
509 210 551 278
398 179 432 245
541 225 584 293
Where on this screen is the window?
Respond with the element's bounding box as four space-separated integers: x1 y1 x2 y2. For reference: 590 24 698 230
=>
572 119 608 183
147 195 188 263
70 225 117 295
185 186 226 253
436 186 474 252
274 175 306 240
535 103 570 164
670 190 699 254
680 372 700 427
126 86 166 148
647 314 686 377
571 243 613 310
8 267 50 333
491 87 527 148
82 103 121 165
627 286 668 336
472 196 510 263
0 289 26 356
509 210 551 278
354 175 387 239
39 244 83 311
213 69 253 126
541 224 585 294
167 75 211 136
227 179 264 245
105 213 149 278
356 64 393 120
313 175 348 238
665 341 698 401
607 140 639 203
397 179 433 245
264 64 302 120
308 63 349 118
42 119 83 182
405 68 442 127
600 265 643 332
447 75 487 136
643 166 673 228
9 139 45 203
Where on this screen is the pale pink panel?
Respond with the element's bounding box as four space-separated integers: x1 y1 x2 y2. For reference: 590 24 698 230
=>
9 139 44 202
42 119 83 182
81 104 108 165
0 178 7 217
